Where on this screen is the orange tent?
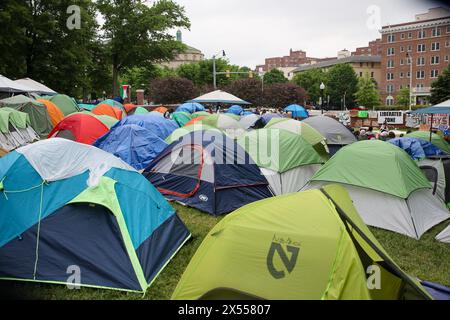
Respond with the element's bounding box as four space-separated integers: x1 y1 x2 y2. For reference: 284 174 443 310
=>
124 103 136 113
184 116 205 127
153 106 168 114
92 104 124 120
37 99 64 127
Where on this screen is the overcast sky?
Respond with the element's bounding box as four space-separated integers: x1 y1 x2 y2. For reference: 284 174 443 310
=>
172 0 449 68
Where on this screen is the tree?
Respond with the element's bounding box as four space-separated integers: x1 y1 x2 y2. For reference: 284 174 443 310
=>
263 83 307 108
263 69 287 85
149 77 197 104
326 64 359 109
292 69 327 105
396 87 410 108
430 63 450 104
97 0 190 95
354 73 380 109
225 79 263 105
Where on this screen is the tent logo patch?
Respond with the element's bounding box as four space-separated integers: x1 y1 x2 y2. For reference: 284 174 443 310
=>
199 194 209 202
266 235 300 279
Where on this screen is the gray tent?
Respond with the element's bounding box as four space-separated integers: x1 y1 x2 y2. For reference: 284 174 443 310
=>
15 78 56 95
303 116 357 155
0 74 34 93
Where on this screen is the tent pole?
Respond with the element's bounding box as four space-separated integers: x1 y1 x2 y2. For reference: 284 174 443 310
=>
429 113 434 142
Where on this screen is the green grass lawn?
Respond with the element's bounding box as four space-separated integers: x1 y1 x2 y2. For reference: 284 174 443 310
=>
2 203 449 300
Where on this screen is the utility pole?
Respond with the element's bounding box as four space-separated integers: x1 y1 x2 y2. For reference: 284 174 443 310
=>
213 50 226 90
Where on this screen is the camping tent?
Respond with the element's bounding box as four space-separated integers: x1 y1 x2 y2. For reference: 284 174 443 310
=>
239 113 261 130
194 114 245 139
436 224 450 243
302 116 357 155
99 99 125 111
171 112 191 127
189 90 250 105
0 139 190 293
417 157 450 206
134 107 149 115
172 185 431 300
0 107 39 151
153 107 168 114
166 124 221 145
0 148 7 157
265 118 329 158
176 102 205 114
237 129 325 195
227 105 244 116
15 78 56 95
306 140 450 239
124 103 136 113
0 95 53 138
191 111 211 119
48 113 113 145
92 103 125 120
389 138 446 160
406 131 450 154
144 130 273 216
412 98 450 115
36 99 64 127
0 75 34 93
284 104 309 119
260 113 282 126
94 114 177 170
42 94 80 116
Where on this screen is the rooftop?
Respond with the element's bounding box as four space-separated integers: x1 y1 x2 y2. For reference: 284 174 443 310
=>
292 55 381 73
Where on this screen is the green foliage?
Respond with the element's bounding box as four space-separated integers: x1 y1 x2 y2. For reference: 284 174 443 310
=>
96 0 190 95
149 76 197 104
263 82 307 108
225 78 263 105
263 69 287 85
292 69 327 105
430 63 450 104
396 87 411 108
326 64 359 109
354 72 380 109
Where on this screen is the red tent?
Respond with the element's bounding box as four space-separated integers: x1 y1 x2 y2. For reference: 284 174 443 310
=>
47 113 110 145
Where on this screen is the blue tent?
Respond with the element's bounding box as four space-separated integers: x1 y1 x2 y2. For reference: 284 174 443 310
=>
389 137 446 160
144 130 272 216
176 102 205 114
0 139 190 292
284 104 309 118
260 113 282 126
227 105 244 116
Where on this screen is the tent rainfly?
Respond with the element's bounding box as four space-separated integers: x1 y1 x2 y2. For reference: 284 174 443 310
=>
15 78 57 95
0 75 35 93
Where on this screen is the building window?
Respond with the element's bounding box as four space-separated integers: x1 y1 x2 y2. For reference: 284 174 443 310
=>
407 45 412 52
431 42 440 51
400 59 404 65
387 85 394 94
401 33 405 39
431 70 439 78
417 44 426 52
446 40 450 48
445 55 449 62
416 57 425 66
418 30 426 39
387 34 395 43
400 46 405 53
371 72 374 78
387 60 395 68
408 32 413 38
407 71 411 78
386 96 395 106
359 72 363 77
416 70 425 79
387 47 395 56
431 56 440 65
387 73 394 80
400 72 404 78
447 26 450 33
432 27 441 37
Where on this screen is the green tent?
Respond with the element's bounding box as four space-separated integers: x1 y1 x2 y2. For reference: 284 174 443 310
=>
265 118 329 159
172 185 431 300
237 128 325 195
166 124 221 144
309 140 450 239
0 95 53 138
0 107 39 150
222 113 240 121
171 112 191 127
406 131 450 154
191 111 211 119
0 107 29 132
134 107 149 115
43 94 80 116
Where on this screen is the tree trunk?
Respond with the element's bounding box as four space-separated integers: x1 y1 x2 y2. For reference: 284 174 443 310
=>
112 64 119 97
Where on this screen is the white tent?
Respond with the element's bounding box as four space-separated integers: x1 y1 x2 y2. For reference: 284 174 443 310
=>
189 90 250 105
15 78 56 95
436 224 450 243
0 75 34 93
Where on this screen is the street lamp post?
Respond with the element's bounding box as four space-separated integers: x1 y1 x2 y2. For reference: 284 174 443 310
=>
213 50 226 90
320 82 325 114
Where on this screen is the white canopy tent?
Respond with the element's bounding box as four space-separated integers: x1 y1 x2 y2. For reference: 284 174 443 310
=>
15 78 56 95
0 75 34 93
189 90 250 105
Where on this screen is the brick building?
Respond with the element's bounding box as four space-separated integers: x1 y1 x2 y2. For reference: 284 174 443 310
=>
256 49 324 72
352 39 382 56
379 7 450 106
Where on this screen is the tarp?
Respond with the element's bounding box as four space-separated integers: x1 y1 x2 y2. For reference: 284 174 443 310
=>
189 90 251 105
0 95 53 138
227 105 244 116
176 102 205 114
284 104 309 118
406 131 450 154
389 138 446 160
15 78 56 95
412 99 450 115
